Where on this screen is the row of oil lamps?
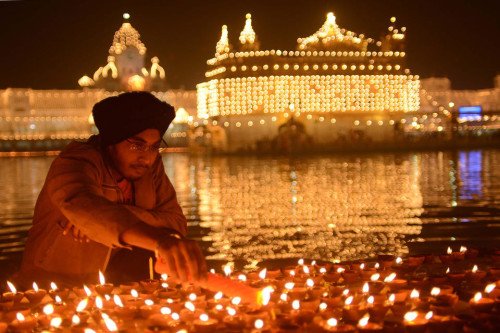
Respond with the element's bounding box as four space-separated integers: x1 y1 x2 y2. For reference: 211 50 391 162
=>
0 246 498 332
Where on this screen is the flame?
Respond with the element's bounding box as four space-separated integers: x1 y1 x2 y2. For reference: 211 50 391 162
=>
447 247 452 255
42 303 54 315
370 273 380 281
214 291 223 300
50 317 63 328
460 246 467 253
473 292 482 302
404 311 418 322
342 289 350 296
102 314 118 332
199 314 209 322
345 296 353 305
33 282 39 292
254 319 264 329
76 298 89 312
113 295 124 308
389 294 396 303
215 304 223 311
410 289 420 299
145 299 154 306
472 265 478 273
306 278 314 288
485 283 495 294
260 286 274 306
319 302 327 310
374 263 380 269
231 297 241 306
171 312 180 320
161 273 168 281
396 257 403 264
95 296 103 309
367 296 374 304
223 264 233 277
189 293 197 301
289 270 296 277
98 271 106 285
425 311 433 320
185 301 195 312
238 274 247 281
360 263 365 270
311 260 316 266
161 282 168 289
280 293 288 302
298 258 304 266
227 307 236 316
104 294 111 301
72 314 81 325
285 282 295 290
50 282 58 290
358 315 369 327
327 318 338 327
431 287 441 296
259 268 267 280
6 281 17 293
303 265 310 274
384 273 397 282
362 282 369 293
319 267 327 274
84 329 96 333
446 267 450 274
16 313 25 321
292 300 300 310
161 307 172 315
131 289 139 298
337 267 345 273
83 285 92 297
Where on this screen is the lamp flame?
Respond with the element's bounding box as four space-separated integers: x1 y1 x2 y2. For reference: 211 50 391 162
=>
16 313 25 321
292 300 300 310
485 283 495 294
231 297 241 306
102 314 118 332
410 289 420 299
50 282 58 291
425 311 433 320
259 268 267 280
6 281 17 293
76 298 89 312
303 265 310 274
72 314 81 326
345 296 353 306
33 282 39 292
285 282 295 290
161 307 171 315
254 319 264 329
199 314 209 322
362 282 369 293
238 274 247 281
98 271 106 285
358 315 369 327
404 311 418 322
472 265 478 273
306 278 314 288
43 304 55 315
473 292 482 302
431 287 441 296
227 307 236 316
370 273 380 281
83 285 92 297
367 296 374 304
189 293 197 301
95 296 103 309
298 258 304 266
113 295 124 308
260 286 274 306
131 289 139 298
50 317 62 328
327 318 338 327
447 247 452 254
214 291 223 300
395 257 403 264
384 273 397 282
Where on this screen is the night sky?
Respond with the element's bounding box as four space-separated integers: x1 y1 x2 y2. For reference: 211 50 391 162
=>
0 0 498 90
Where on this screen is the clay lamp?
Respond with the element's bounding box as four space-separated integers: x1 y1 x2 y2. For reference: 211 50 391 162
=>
49 282 70 303
368 274 384 294
2 281 24 304
451 246 466 261
125 289 143 308
403 311 428 333
357 315 382 333
461 246 479 259
25 282 47 305
112 294 136 320
366 295 389 322
73 285 93 299
70 314 91 333
37 303 56 329
446 267 465 285
118 282 139 295
425 311 462 333
439 247 455 264
321 317 356 332
74 298 90 325
342 295 366 323
407 255 425 267
101 313 119 332
95 271 114 296
469 292 494 313
8 312 37 333
139 299 162 319
384 273 407 292
193 313 218 333
465 265 487 282
484 283 499 300
222 306 246 330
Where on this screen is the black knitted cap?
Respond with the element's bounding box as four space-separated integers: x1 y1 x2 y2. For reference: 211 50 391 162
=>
92 92 175 146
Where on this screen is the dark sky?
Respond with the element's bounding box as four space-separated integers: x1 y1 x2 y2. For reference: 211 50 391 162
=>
0 0 498 90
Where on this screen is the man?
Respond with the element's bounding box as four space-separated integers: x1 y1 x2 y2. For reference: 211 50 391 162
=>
17 92 206 287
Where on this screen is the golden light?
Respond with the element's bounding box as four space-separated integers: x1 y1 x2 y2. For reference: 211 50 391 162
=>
473 292 482 303
238 274 247 282
260 286 274 306
55 295 62 303
72 314 81 326
231 297 242 306
425 311 433 320
199 314 209 322
43 304 55 315
404 311 418 322
76 298 89 312
98 271 106 285
367 296 374 304
362 282 370 293
485 283 495 294
358 315 370 327
223 264 232 277
327 318 338 327
214 291 223 300
370 273 380 281
472 265 478 273
16 313 25 321
389 294 396 303
145 299 154 306
95 296 103 310
319 302 328 310
303 265 310 275
161 307 172 315
345 296 353 306
227 307 237 316
127 75 145 91
306 278 314 288
189 293 197 301
280 293 288 302
131 289 139 298
410 289 420 299
50 317 63 328
447 247 452 255
259 268 267 280
396 257 403 264
161 274 168 281
430 287 441 296
102 314 118 332
254 319 264 329
32 282 39 292
337 267 346 273
285 282 295 290
460 246 467 253
292 300 300 310
7 281 17 293
50 282 58 290
113 295 124 308
384 273 396 282
84 329 96 333
343 289 350 296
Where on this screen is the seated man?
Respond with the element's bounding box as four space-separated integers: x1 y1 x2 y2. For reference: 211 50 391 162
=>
17 92 206 287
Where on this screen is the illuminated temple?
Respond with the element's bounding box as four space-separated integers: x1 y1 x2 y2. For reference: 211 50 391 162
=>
197 13 421 151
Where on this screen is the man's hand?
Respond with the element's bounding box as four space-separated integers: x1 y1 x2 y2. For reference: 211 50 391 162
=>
62 222 90 243
155 237 207 283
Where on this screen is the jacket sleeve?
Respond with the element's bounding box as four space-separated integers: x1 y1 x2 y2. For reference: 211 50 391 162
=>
123 158 188 237
46 153 141 248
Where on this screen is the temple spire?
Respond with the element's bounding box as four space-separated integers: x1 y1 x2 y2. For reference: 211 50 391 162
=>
215 25 231 56
239 13 260 51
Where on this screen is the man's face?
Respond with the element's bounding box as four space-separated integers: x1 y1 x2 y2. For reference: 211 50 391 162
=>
107 128 161 181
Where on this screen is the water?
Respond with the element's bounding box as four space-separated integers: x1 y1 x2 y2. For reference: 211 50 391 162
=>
1 149 499 279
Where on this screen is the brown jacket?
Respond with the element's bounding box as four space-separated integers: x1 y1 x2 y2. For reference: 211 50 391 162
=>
18 137 187 286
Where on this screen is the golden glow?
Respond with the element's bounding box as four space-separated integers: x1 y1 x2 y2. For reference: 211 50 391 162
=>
216 25 230 56
239 14 257 45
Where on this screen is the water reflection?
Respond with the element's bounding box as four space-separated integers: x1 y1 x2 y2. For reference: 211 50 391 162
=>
0 150 498 275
